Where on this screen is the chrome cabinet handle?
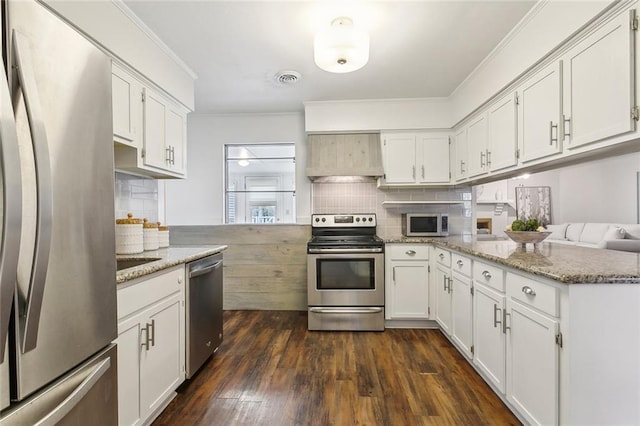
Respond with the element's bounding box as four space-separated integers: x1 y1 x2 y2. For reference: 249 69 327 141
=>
14 31 54 353
493 304 502 328
141 324 150 351
550 121 558 145
392 266 396 282
171 146 176 165
456 259 463 267
166 146 172 164
412 165 416 179
406 250 416 256
149 319 156 347
480 151 486 168
482 270 492 279
0 59 22 359
503 310 511 333
486 150 491 167
522 286 536 296
563 115 571 138
421 165 425 179
460 160 466 174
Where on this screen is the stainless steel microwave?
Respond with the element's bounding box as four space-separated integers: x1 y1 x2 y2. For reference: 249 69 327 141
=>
402 213 449 237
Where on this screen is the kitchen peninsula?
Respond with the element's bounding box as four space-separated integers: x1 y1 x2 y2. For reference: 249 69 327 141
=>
385 237 640 425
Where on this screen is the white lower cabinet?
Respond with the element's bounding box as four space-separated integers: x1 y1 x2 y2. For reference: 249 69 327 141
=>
116 266 186 426
473 282 506 393
434 263 452 334
450 272 473 359
385 245 430 319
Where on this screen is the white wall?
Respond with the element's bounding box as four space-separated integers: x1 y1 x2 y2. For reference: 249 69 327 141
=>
164 113 309 225
483 152 640 225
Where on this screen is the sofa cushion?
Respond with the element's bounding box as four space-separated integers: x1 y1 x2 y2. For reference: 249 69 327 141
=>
546 224 568 240
565 223 585 242
579 223 612 244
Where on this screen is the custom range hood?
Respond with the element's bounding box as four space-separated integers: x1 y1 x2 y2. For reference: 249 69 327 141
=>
306 133 384 181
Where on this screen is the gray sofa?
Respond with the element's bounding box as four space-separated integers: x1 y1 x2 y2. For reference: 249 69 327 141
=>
545 223 640 253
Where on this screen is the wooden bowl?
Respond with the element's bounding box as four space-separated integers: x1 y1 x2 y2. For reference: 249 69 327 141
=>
504 231 552 247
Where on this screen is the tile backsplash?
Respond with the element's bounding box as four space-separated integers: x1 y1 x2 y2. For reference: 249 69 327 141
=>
312 181 473 239
114 172 159 223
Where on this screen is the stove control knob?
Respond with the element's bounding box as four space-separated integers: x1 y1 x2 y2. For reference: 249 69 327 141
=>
368 217 373 222
315 217 320 222
356 217 360 222
321 217 326 222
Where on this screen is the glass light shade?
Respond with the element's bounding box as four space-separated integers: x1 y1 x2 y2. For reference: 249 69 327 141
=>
314 17 369 73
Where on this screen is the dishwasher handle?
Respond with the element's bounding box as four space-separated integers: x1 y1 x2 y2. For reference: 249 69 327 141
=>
189 260 222 278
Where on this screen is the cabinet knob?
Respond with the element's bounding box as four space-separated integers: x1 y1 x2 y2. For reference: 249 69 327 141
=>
178 276 183 284
439 253 444 259
456 259 463 267
522 286 536 296
482 270 492 279
406 250 416 256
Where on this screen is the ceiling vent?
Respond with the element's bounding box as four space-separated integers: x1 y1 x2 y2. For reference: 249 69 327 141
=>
275 70 301 85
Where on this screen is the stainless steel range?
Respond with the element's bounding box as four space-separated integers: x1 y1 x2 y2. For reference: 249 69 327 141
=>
307 214 384 331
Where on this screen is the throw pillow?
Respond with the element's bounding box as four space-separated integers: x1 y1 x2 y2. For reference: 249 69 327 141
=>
545 224 568 240
602 226 625 241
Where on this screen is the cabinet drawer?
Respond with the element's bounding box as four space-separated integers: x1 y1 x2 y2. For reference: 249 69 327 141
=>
451 253 471 277
473 261 505 292
434 247 451 267
388 244 429 260
506 273 558 317
118 265 185 320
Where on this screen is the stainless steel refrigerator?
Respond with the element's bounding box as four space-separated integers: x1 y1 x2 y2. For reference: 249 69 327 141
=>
0 0 118 423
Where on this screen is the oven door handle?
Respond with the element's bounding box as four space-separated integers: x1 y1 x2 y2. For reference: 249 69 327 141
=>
307 248 383 254
309 307 383 314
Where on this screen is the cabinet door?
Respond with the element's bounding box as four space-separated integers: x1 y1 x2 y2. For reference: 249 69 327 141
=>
453 127 468 182
564 10 635 150
143 87 169 170
416 134 450 183
139 294 184 418
112 65 142 147
518 62 562 163
488 93 518 172
506 299 559 426
116 318 143 426
166 107 187 175
382 134 417 184
466 114 488 178
473 283 506 394
389 263 429 319
435 265 452 334
451 273 473 359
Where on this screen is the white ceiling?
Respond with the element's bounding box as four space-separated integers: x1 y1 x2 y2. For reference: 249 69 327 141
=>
123 0 536 114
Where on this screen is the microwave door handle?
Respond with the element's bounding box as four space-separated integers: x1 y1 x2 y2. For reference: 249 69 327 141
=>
13 31 54 353
0 60 23 359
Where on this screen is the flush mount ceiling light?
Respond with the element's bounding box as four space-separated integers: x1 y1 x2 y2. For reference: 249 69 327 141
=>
275 70 302 85
314 16 369 73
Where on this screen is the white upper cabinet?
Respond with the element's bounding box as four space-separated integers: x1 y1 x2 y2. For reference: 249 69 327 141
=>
487 92 518 172
563 10 636 150
453 127 468 182
466 114 489 178
113 63 188 179
381 132 450 185
112 64 142 148
517 61 563 164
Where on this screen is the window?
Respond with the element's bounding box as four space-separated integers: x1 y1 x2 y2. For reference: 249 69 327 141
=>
225 144 296 224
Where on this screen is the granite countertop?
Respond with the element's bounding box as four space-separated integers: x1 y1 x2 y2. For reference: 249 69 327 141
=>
116 245 228 284
385 236 640 284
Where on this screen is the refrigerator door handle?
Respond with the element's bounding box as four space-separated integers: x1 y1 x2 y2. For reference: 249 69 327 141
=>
13 31 54 353
32 358 111 426
0 60 23 360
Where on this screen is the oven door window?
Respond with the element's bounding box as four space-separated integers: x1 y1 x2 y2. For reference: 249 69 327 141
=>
316 258 375 290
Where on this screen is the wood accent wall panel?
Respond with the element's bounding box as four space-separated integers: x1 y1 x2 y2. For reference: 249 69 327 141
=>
171 225 310 310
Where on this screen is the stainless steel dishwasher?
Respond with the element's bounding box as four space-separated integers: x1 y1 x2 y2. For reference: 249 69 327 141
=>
186 253 223 378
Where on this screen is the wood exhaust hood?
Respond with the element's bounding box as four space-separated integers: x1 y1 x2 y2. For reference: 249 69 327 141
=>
306 133 384 181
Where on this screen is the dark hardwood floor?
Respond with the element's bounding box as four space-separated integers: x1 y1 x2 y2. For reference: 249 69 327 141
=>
153 311 521 426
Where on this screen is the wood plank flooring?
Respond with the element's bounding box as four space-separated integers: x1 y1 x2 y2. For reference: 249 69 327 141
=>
153 311 521 426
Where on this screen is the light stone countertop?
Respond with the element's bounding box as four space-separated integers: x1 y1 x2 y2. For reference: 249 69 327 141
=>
116 245 228 284
385 236 640 284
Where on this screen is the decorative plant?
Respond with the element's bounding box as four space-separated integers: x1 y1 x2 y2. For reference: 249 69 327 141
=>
506 218 546 232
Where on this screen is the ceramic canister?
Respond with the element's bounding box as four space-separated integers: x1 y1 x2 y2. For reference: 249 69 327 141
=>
158 223 170 248
115 213 144 254
143 218 159 251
